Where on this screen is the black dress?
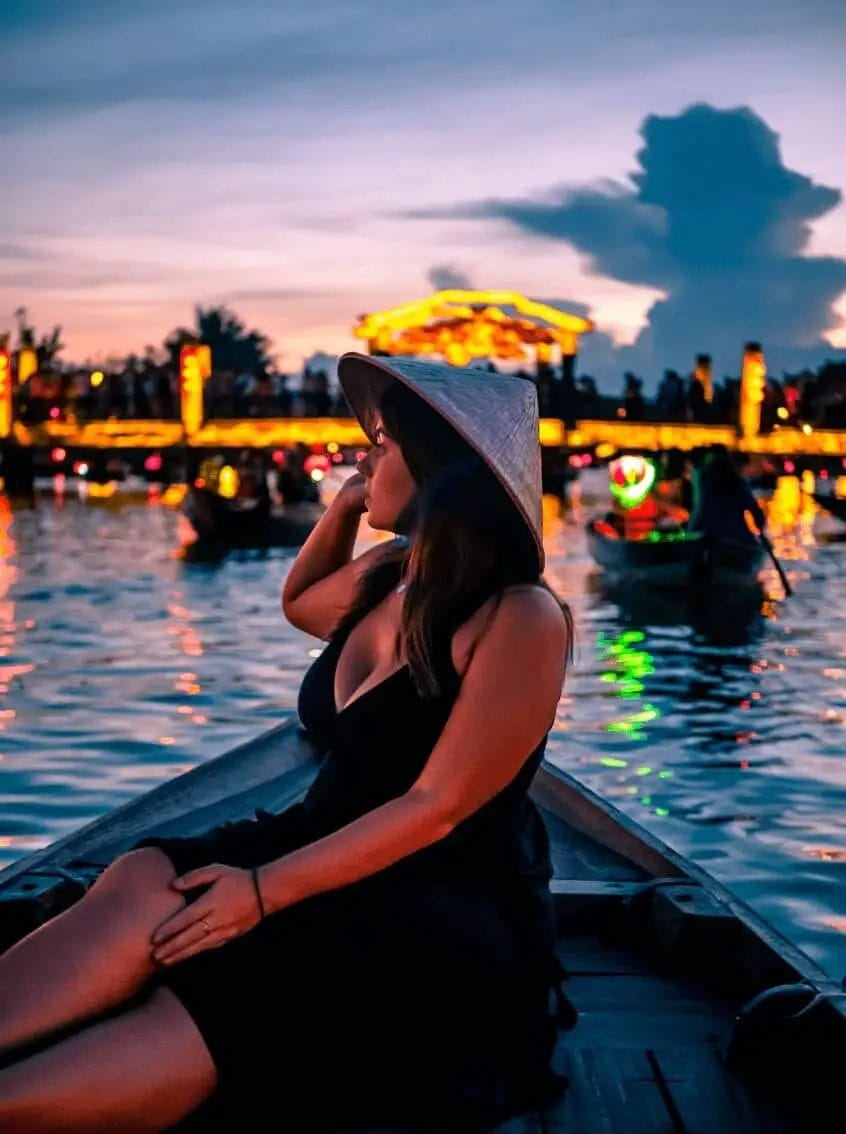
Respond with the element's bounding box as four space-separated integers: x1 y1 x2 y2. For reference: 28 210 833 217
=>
141 598 573 1130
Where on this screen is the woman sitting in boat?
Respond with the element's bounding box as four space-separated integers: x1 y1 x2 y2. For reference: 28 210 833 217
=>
0 353 576 1131
688 443 767 544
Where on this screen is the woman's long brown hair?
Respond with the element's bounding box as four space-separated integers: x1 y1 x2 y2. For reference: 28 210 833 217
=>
332 381 573 698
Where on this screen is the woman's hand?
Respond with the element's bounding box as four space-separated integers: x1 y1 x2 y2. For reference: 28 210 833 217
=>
151 864 263 966
334 471 368 515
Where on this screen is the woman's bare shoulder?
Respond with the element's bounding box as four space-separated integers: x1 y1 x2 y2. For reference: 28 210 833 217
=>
484 582 567 626
454 582 568 677
497 583 569 637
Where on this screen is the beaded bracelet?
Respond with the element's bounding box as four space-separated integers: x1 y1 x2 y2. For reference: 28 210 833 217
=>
250 866 266 920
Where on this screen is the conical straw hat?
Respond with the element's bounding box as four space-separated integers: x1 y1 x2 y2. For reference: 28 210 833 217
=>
337 352 544 568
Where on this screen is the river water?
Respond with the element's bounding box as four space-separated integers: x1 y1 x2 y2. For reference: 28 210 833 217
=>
0 469 843 981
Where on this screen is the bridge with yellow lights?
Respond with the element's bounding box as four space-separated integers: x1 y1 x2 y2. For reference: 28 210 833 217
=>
2 415 845 459
1 311 844 459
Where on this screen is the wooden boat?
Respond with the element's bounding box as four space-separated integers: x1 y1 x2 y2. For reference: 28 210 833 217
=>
0 720 841 1132
812 492 846 522
587 519 767 589
180 485 324 562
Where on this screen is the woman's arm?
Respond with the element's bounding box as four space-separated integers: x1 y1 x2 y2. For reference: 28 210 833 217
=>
282 474 394 640
150 588 570 964
258 587 570 914
742 481 767 532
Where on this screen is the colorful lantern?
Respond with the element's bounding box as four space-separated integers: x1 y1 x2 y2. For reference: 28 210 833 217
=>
740 342 766 440
179 345 205 436
609 455 656 509
0 350 12 438
17 348 37 386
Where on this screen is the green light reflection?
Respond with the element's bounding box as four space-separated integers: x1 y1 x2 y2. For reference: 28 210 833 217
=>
596 630 666 784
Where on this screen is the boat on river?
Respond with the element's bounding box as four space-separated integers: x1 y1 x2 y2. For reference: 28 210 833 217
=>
587 518 767 589
179 485 323 562
0 720 840 1131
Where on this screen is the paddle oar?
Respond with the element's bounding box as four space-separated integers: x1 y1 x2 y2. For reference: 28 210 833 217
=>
759 531 793 597
744 512 793 597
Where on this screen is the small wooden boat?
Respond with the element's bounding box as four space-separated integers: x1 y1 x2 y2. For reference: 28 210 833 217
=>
812 493 846 522
587 519 767 589
0 720 840 1131
180 485 323 562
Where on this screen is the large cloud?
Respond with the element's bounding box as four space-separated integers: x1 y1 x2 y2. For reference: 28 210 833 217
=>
424 105 846 384
427 264 474 290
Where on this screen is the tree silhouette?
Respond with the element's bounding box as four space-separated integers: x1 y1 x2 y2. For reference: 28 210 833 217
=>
14 306 64 365
163 305 273 375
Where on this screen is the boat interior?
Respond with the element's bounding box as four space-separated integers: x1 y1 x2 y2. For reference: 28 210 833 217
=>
0 721 841 1133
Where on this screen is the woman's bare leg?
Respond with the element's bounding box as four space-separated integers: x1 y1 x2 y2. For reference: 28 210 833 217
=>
0 848 184 1058
0 986 217 1132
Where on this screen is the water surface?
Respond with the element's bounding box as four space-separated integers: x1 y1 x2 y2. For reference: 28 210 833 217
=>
0 472 843 980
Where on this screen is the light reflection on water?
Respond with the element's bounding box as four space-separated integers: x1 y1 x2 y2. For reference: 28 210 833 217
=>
0 472 844 981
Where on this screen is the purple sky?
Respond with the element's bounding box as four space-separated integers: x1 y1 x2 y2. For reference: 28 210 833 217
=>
2 0 845 385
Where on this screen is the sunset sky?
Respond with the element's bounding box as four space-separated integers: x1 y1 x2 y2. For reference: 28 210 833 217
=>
2 0 845 388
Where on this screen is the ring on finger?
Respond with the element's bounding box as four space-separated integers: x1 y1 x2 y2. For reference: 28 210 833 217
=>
200 917 212 934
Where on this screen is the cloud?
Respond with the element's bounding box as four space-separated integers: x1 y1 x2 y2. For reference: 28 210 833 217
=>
218 287 344 303
421 104 846 382
427 264 474 290
0 241 52 261
0 5 364 127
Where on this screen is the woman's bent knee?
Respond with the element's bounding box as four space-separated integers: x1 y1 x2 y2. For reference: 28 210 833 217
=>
91 847 179 899
86 848 186 942
76 851 187 981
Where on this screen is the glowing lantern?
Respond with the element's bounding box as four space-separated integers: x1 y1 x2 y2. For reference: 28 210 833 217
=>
304 454 330 475
608 455 656 509
444 341 471 367
694 354 713 403
0 350 11 437
17 348 37 386
196 344 212 381
217 464 239 499
90 370 105 388
740 342 766 440
179 345 205 436
353 290 593 369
